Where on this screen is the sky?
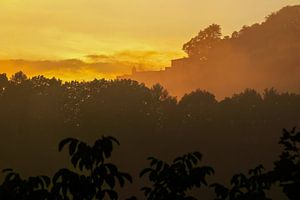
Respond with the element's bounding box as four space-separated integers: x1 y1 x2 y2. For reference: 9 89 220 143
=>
0 0 300 80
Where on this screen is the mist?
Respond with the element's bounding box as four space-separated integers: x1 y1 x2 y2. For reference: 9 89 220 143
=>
119 6 300 100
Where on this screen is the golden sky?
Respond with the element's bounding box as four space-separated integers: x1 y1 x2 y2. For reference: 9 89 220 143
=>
0 0 300 80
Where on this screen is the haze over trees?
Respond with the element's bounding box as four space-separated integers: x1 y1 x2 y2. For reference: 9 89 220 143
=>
119 5 300 99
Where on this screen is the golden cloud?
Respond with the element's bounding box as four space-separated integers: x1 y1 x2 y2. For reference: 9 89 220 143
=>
0 50 183 81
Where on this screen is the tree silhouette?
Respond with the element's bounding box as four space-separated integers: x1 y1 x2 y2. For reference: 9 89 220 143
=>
179 90 217 127
1 127 300 199
0 169 51 200
0 73 8 96
51 136 132 200
10 71 28 85
211 165 272 200
140 152 214 200
211 128 300 200
1 71 300 199
182 24 222 59
0 136 133 200
272 128 300 200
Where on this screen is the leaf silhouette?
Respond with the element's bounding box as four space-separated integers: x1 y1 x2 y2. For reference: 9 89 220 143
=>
58 138 78 152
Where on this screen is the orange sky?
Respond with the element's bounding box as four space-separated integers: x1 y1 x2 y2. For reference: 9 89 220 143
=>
1 0 300 80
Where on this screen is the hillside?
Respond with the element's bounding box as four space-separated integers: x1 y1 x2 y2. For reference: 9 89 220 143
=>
118 5 300 99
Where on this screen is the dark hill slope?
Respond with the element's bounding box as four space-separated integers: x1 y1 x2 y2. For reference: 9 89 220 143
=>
119 5 300 99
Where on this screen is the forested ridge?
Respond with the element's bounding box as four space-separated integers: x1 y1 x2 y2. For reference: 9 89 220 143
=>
0 72 300 199
123 5 300 98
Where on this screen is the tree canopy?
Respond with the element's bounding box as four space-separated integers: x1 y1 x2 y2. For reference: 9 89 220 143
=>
182 24 222 59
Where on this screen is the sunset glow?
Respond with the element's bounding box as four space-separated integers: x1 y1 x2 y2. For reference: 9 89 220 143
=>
1 0 300 80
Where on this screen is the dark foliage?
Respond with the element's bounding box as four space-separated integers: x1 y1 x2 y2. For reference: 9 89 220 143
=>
211 165 273 200
52 136 132 200
1 128 300 199
211 128 300 200
140 152 214 200
1 72 300 199
272 128 300 200
0 169 50 200
0 136 132 200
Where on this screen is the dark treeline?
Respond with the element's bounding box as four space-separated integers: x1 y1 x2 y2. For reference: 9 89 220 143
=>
1 72 300 199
